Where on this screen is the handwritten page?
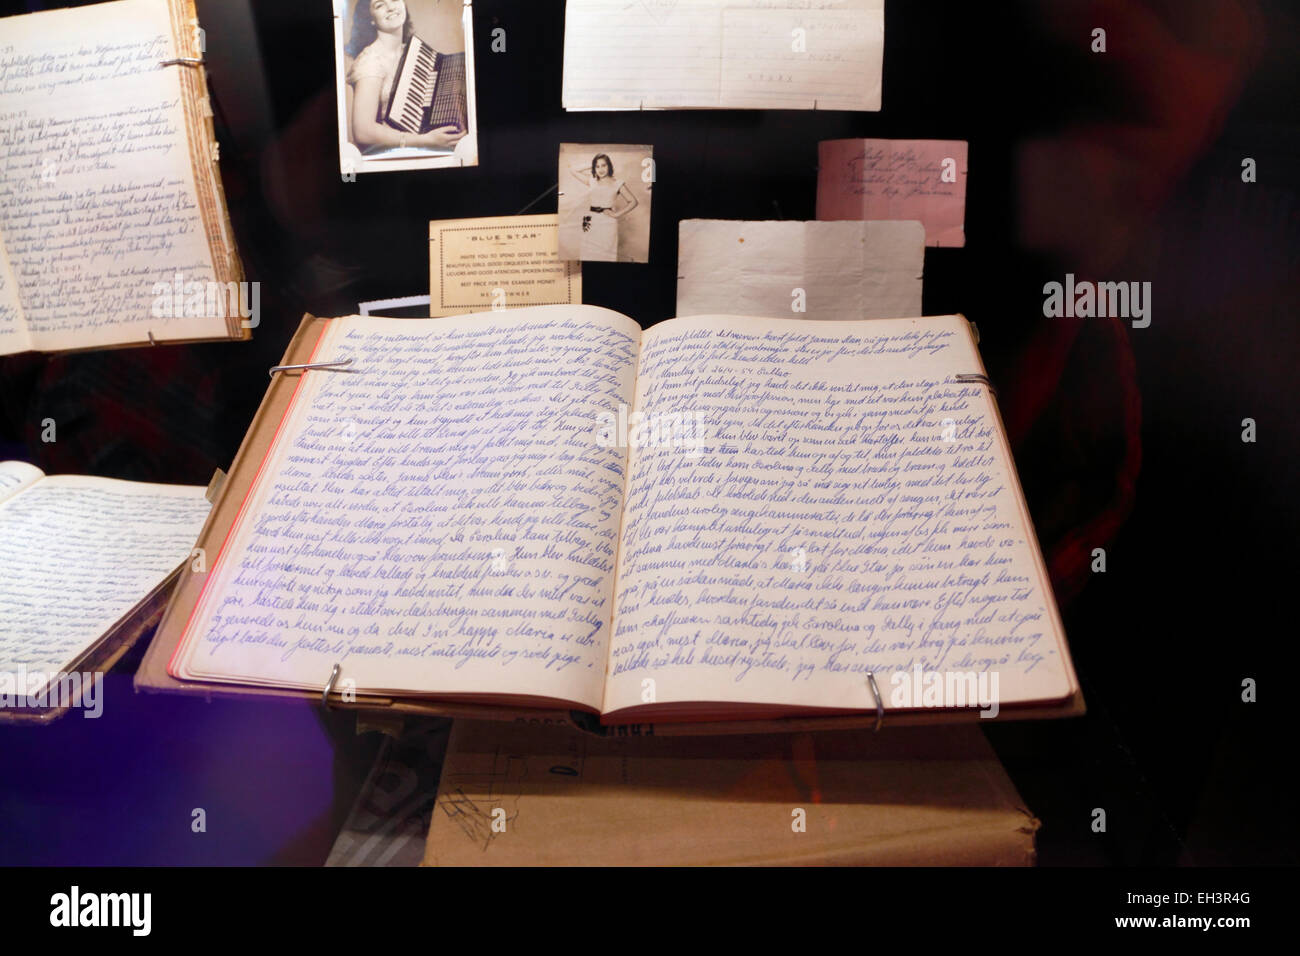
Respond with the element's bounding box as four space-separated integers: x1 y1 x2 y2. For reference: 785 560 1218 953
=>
0 248 28 354
0 460 42 503
0 475 209 683
818 139 969 247
173 307 641 711
429 215 580 315
677 219 924 321
562 0 884 111
604 314 1075 717
0 0 229 352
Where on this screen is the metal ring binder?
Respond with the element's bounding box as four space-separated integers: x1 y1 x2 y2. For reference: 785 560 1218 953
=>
865 672 884 732
953 372 997 397
159 57 204 67
322 663 340 710
147 331 158 346
268 358 355 378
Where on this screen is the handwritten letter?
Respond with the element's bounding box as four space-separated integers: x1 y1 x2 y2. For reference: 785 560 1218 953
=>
818 139 969 247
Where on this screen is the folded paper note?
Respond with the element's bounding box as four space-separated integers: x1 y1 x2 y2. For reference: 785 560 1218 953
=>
677 219 924 320
818 139 969 248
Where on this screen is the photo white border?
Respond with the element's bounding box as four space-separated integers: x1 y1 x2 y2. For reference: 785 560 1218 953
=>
332 0 480 174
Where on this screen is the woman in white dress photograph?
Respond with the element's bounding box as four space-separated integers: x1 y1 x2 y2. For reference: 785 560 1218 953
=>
567 152 639 261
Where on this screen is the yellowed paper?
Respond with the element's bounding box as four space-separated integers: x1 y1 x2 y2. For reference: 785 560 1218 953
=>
428 215 580 315
676 219 924 320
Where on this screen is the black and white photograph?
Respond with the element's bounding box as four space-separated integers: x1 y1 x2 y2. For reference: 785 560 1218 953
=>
333 0 477 174
557 143 652 263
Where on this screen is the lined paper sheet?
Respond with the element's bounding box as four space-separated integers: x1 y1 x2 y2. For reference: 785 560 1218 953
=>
562 0 884 111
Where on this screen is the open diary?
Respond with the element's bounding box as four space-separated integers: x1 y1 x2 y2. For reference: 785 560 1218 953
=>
148 305 1080 729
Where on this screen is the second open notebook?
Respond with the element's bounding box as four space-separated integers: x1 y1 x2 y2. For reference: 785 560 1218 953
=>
0 0 245 355
165 306 1078 725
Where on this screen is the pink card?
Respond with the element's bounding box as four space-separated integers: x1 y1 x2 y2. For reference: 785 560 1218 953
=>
817 139 968 247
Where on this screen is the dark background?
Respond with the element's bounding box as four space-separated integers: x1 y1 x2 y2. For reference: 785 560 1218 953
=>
0 0 1296 865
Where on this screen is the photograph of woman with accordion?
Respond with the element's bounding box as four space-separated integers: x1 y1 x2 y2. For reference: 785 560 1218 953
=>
338 0 474 170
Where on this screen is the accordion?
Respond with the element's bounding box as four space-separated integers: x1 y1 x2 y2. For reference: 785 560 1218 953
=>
383 37 467 135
